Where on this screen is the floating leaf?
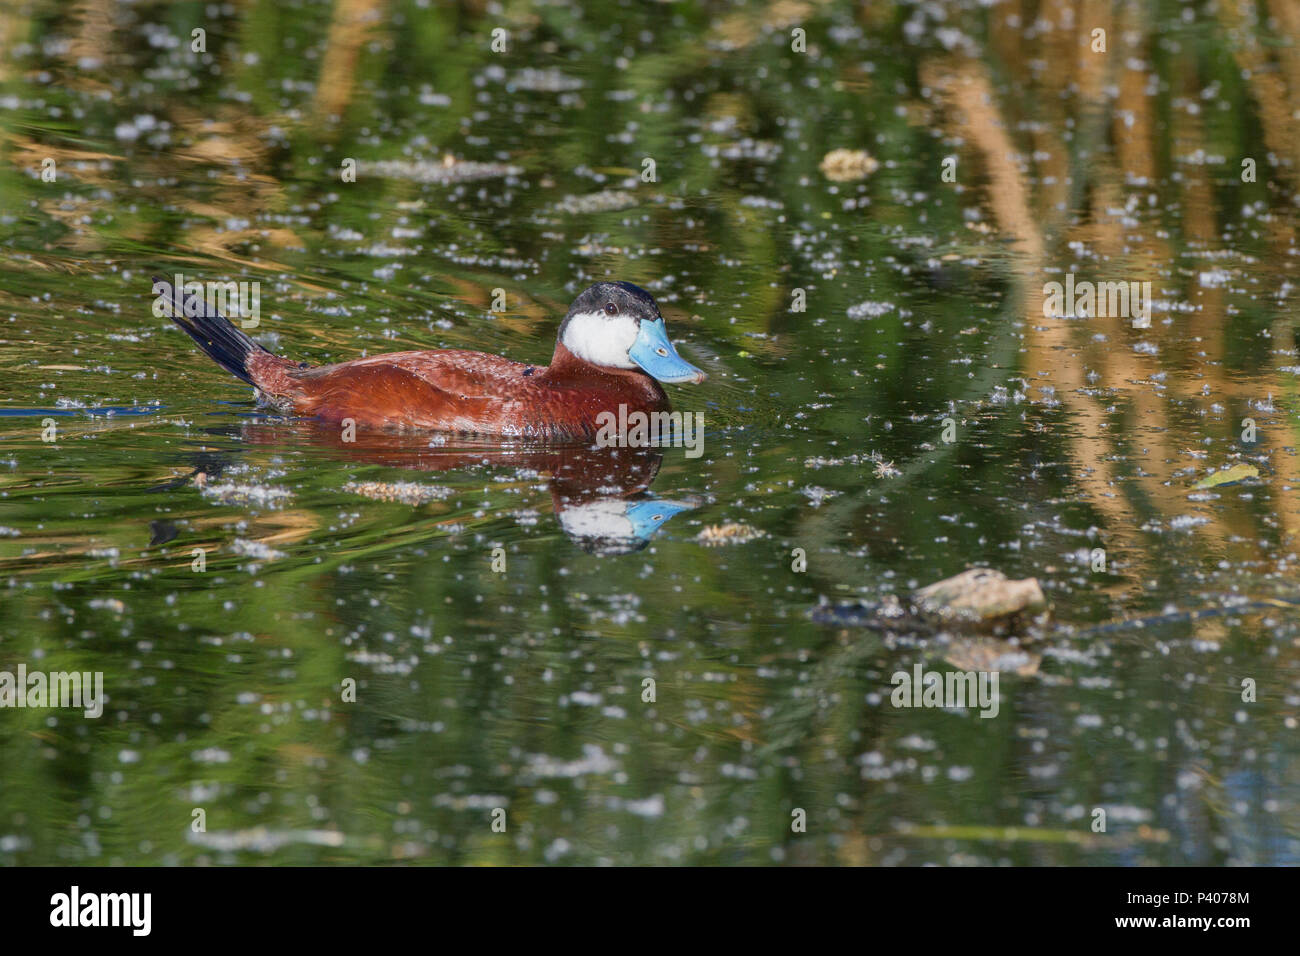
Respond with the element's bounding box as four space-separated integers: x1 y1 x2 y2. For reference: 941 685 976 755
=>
1192 463 1259 490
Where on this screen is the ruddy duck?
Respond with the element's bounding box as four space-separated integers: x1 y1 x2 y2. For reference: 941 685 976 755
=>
157 278 705 440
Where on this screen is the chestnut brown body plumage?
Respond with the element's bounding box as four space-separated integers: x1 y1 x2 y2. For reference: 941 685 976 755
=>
156 278 705 440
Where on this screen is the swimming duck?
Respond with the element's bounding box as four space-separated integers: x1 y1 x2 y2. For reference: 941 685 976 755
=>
156 278 705 440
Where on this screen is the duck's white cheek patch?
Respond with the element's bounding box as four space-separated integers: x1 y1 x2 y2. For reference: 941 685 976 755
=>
562 312 639 369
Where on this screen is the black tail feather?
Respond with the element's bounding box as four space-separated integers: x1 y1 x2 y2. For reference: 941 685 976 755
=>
153 275 269 386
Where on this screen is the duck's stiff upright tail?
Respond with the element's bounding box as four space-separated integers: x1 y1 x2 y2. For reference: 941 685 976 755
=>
154 275 272 387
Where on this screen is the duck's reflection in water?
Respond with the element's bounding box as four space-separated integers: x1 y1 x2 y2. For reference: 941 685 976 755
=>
237 421 702 555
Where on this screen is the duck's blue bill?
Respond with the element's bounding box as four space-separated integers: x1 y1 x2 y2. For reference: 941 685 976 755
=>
628 319 705 384
623 498 695 539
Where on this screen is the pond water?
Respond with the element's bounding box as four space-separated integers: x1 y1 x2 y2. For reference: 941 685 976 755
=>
2 0 1298 865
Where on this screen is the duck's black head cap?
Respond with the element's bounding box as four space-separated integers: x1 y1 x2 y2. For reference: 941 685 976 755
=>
560 281 662 337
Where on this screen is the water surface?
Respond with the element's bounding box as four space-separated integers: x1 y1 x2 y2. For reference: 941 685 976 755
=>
1 0 1298 865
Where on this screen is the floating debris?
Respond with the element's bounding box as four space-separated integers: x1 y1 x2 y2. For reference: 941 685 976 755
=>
344 480 454 505
702 138 781 163
801 485 839 507
847 300 894 319
188 827 347 853
231 538 286 561
356 157 521 185
819 148 879 182
696 523 766 546
618 794 666 819
814 568 1048 633
552 189 639 215
524 744 619 779
478 63 584 92
201 483 293 507
913 569 1047 625
1192 463 1259 490
803 453 872 469
507 68 583 93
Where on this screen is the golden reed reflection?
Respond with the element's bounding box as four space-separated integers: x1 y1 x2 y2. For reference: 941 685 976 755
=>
915 1 1300 642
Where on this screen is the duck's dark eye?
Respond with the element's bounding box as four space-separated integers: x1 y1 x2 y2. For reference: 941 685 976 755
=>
604 302 619 316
